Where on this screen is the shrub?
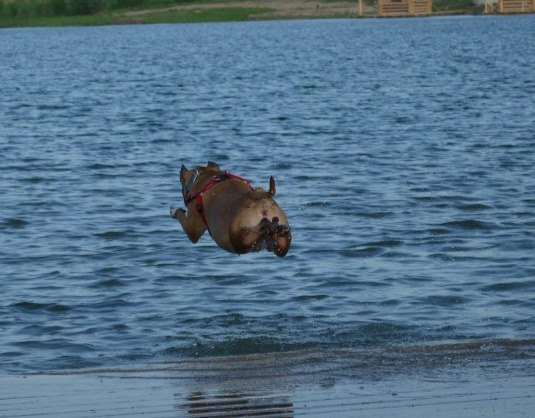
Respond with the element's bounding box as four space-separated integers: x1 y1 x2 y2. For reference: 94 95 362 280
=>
64 0 104 15
116 0 144 7
104 0 144 10
48 0 68 16
7 0 43 18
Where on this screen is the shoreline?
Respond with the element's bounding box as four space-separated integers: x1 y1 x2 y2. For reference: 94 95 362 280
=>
2 344 534 417
0 0 520 29
2 373 533 417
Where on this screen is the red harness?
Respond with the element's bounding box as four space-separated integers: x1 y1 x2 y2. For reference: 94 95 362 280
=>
184 173 253 228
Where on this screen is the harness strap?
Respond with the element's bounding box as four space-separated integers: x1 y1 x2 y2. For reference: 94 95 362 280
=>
184 173 253 229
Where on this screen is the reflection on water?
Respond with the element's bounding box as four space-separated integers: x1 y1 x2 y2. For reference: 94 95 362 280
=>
14 340 531 416
184 391 294 418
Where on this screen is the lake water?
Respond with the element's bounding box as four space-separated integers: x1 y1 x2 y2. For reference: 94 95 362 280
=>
1 15 534 374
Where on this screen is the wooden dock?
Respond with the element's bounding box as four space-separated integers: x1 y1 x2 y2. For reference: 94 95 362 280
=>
377 0 432 17
498 0 534 12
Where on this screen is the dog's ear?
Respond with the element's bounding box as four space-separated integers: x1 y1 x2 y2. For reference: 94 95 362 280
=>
268 176 276 197
180 165 188 184
207 161 220 171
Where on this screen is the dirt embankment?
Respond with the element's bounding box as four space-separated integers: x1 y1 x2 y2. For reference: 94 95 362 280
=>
124 0 368 20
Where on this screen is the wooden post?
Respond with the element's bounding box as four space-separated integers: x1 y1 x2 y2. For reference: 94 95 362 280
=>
408 0 414 14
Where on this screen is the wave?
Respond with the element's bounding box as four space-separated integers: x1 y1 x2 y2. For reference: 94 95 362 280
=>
41 338 535 381
10 301 72 314
440 219 495 230
1 218 29 230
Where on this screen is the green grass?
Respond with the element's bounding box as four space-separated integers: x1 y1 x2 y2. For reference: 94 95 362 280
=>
0 6 272 28
107 0 252 13
0 14 115 27
140 7 272 24
433 0 482 12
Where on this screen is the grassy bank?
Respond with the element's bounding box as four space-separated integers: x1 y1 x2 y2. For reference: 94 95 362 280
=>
0 6 271 27
433 0 482 13
0 0 485 28
0 0 274 27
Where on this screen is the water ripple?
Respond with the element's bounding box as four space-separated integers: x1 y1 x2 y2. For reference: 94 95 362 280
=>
1 17 534 373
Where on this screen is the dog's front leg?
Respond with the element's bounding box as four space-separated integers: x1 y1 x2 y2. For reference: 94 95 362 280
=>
170 205 206 244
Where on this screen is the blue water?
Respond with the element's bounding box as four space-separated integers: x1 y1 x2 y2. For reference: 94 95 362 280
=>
1 16 534 374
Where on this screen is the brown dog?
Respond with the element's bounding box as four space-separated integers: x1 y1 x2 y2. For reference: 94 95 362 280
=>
170 162 291 257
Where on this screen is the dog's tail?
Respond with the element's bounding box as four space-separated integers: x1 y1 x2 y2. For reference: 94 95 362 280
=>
268 176 276 197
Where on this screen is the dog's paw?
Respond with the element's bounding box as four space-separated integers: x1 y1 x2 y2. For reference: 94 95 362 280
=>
170 205 185 219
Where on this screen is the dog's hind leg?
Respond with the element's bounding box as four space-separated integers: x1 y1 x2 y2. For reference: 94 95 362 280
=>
170 205 206 244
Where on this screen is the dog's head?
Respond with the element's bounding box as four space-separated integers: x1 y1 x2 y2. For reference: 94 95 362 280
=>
230 177 292 257
179 161 221 201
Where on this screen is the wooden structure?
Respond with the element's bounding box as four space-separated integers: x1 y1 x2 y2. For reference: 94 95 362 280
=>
482 0 500 13
498 0 534 12
377 0 432 16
